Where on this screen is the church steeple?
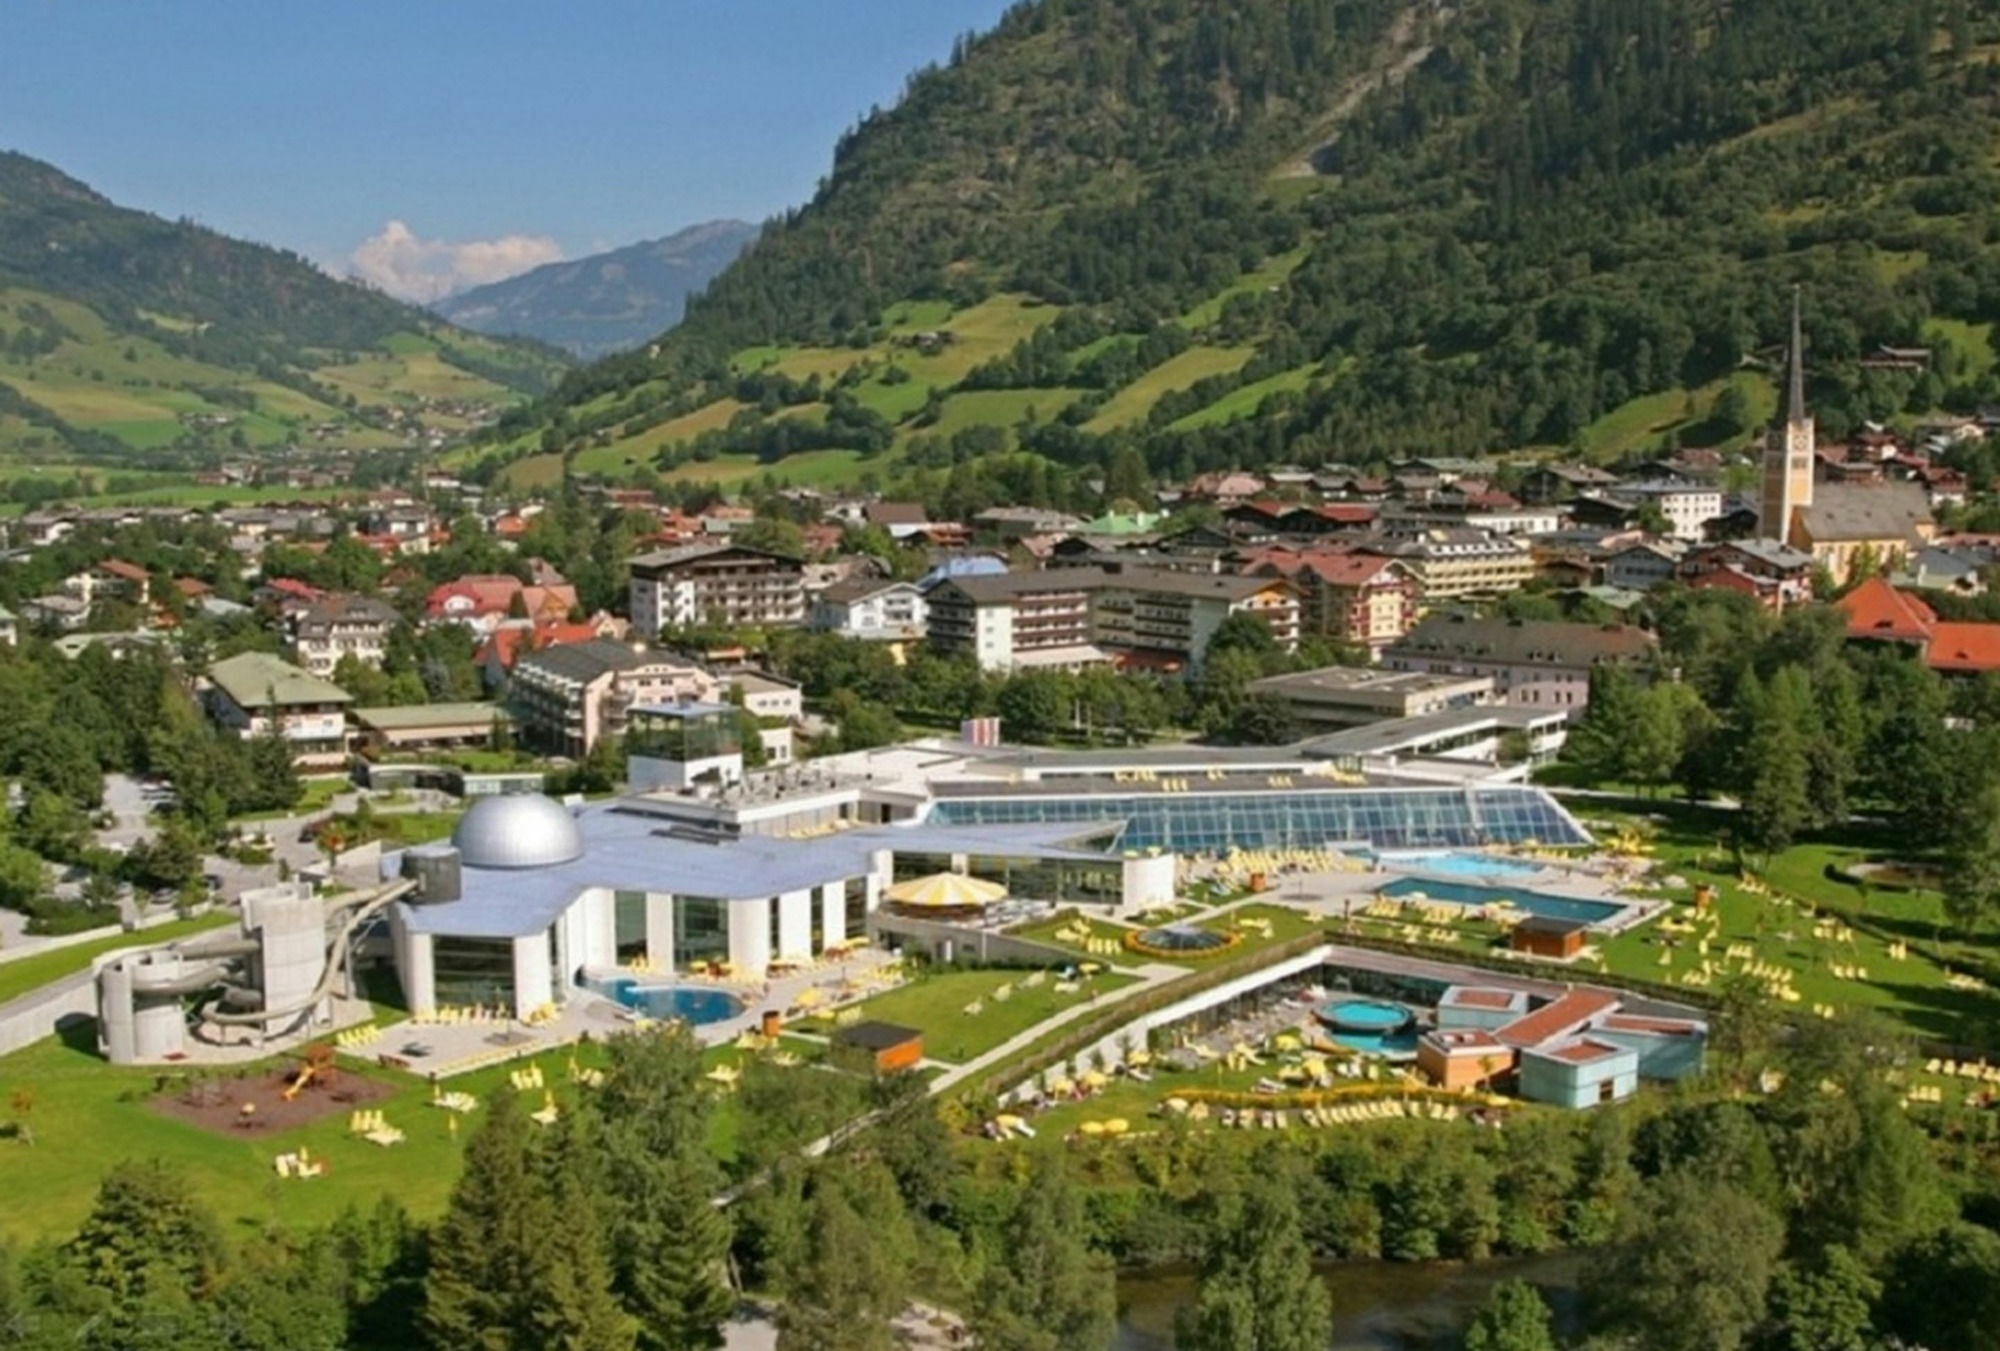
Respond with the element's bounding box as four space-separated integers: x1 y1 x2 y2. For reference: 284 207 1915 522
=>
1787 285 1806 425
1760 285 1816 542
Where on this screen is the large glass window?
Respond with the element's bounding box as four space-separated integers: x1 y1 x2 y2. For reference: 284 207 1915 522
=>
628 708 741 762
614 890 647 965
843 876 869 940
674 896 729 971
925 786 1590 853
432 936 516 1009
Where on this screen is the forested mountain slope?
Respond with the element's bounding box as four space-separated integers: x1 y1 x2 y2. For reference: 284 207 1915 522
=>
432 221 758 359
0 151 566 473
472 0 2000 511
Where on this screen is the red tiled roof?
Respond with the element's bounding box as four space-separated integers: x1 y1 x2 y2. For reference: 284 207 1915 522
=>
1444 988 1521 1011
264 577 325 602
1835 576 1937 644
474 619 604 671
96 558 149 583
173 577 213 598
1314 503 1378 524
1495 989 1619 1050
1597 1014 1703 1037
1546 1038 1624 1065
1925 622 2000 674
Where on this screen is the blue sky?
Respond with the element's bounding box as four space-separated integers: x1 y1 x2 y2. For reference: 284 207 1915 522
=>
2 1 1014 297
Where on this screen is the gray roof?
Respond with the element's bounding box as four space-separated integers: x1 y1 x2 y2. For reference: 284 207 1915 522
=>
513 638 654 682
209 652 351 708
1699 538 1813 570
1795 482 1933 544
1388 615 1657 669
935 568 1109 603
630 542 799 571
353 702 504 731
395 810 1122 938
451 793 584 870
933 564 1283 605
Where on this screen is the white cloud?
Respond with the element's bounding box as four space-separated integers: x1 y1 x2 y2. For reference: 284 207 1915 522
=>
348 219 564 302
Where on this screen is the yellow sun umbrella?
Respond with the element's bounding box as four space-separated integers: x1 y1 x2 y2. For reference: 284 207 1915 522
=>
792 986 825 1009
705 1064 740 1085
883 871 1010 909
1081 1069 1109 1090
1127 1049 1153 1067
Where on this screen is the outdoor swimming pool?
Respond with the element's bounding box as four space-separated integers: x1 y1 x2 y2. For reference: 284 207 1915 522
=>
594 979 745 1026
1316 999 1419 1055
1372 849 1547 879
1379 877 1624 925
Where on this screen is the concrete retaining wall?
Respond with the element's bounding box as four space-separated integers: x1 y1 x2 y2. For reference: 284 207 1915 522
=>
869 914 1078 970
0 972 96 1058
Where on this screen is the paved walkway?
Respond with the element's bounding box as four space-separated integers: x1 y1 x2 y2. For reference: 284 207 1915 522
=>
926 960 1184 1092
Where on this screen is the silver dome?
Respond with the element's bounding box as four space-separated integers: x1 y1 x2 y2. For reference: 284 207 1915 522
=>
451 793 584 870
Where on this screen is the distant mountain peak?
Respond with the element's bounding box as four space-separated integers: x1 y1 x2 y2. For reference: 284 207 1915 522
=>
431 220 758 358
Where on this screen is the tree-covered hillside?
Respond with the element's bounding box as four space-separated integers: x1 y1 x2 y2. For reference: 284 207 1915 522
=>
474 0 2000 509
0 151 567 474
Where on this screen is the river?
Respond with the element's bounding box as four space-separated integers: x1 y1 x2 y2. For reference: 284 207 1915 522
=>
1113 1251 1587 1350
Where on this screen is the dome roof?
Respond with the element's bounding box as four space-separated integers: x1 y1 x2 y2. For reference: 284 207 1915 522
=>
451 793 584 870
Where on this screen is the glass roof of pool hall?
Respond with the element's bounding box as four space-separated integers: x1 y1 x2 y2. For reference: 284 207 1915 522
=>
923 785 1590 854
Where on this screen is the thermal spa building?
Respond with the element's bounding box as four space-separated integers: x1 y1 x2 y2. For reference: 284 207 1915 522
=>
382 711 1592 1018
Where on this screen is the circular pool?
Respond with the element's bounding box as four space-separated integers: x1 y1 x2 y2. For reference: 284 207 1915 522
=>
1131 924 1233 954
606 981 745 1026
1317 998 1414 1036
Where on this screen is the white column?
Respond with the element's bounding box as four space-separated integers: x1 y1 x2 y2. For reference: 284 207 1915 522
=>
646 892 675 970
777 889 813 960
819 882 844 950
513 932 554 1017
728 897 771 977
404 930 435 1017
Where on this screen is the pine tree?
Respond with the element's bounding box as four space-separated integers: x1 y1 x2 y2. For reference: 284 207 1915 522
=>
1735 670 1811 856
424 1092 633 1351
775 1163 912 1351
1464 1279 1557 1351
1177 1167 1330 1351
969 1153 1116 1351
616 1155 733 1351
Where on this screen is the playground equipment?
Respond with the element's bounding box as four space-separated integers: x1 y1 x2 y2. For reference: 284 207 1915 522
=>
96 877 414 1065
281 1044 338 1102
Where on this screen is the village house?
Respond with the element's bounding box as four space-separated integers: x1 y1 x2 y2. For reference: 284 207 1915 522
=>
1382 615 1658 711
508 638 718 755
291 593 400 677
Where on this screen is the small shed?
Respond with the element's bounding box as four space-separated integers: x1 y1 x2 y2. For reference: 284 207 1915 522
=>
1510 915 1590 960
830 1021 924 1076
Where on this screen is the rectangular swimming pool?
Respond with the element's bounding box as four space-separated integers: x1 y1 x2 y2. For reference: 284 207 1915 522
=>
1368 850 1547 879
1379 877 1624 926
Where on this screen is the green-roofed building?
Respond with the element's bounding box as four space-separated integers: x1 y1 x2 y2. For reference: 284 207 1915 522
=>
204 651 351 768
353 702 508 755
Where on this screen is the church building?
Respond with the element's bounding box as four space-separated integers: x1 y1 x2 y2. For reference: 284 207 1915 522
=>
1758 290 1934 584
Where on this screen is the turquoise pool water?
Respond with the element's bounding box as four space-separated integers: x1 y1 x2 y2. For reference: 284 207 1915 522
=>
596 979 745 1025
1380 877 1622 925
1317 999 1420 1055
1372 849 1547 879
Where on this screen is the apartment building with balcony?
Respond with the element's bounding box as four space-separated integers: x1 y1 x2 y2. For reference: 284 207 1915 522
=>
291 593 400 676
1363 529 1536 604
509 638 718 755
628 543 806 639
927 565 1298 674
204 652 352 768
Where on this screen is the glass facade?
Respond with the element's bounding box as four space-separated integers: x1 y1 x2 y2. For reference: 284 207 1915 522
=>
674 896 729 970
432 936 516 1008
926 787 1589 854
628 708 741 763
613 890 647 965
843 876 869 941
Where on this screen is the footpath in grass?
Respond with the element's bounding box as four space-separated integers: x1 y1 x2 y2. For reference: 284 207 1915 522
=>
795 965 1136 1065
0 913 234 1007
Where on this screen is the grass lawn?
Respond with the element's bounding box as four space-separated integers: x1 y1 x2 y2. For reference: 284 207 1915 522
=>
1570 803 2000 1046
0 914 235 1007
1925 316 1996 381
1167 363 1317 431
0 1022 848 1245
1178 246 1309 329
1579 370 1773 461
906 388 1081 448
663 448 871 490
1084 346 1255 432
499 452 567 491
795 966 1137 1065
1006 912 1150 968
